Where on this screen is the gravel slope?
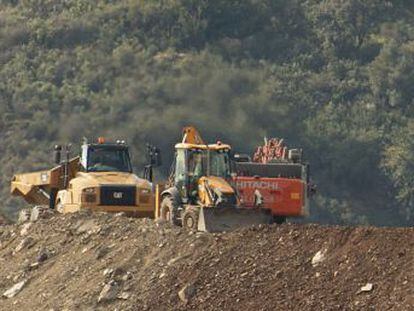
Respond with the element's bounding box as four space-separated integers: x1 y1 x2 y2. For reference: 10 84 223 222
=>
0 211 413 310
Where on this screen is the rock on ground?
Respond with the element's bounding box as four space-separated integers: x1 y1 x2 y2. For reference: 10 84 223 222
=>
3 280 27 298
178 283 196 304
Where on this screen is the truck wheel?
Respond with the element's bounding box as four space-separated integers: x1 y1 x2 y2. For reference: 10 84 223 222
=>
272 215 286 224
56 200 64 213
31 206 55 221
17 208 31 224
182 207 199 231
160 196 180 226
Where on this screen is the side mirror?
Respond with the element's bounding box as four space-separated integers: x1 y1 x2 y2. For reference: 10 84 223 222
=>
143 165 153 182
146 144 162 167
54 145 62 164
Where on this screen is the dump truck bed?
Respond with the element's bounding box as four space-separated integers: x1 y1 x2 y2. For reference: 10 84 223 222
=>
11 158 79 205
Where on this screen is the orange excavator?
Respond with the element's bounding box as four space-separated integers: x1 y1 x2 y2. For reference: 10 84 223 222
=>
232 137 315 223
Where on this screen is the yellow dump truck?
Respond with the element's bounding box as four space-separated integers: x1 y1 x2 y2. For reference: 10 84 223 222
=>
11 138 159 219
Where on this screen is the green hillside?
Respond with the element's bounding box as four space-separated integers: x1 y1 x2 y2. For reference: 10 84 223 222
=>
1 0 413 225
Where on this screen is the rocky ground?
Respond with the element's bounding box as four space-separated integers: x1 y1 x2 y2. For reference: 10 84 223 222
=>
0 211 413 311
0 215 8 226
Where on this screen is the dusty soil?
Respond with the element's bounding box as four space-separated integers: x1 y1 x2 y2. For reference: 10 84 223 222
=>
0 215 8 226
0 211 413 311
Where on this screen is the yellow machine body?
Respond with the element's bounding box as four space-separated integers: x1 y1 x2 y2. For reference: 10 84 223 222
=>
11 141 155 218
156 126 272 232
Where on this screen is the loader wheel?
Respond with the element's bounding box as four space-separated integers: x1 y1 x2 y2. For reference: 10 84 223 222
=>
182 207 199 231
17 208 31 224
160 196 180 226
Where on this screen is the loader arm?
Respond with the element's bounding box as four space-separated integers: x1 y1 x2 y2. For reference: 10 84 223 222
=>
182 126 205 145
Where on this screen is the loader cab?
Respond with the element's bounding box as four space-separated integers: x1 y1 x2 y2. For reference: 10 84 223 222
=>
80 140 133 173
173 144 232 202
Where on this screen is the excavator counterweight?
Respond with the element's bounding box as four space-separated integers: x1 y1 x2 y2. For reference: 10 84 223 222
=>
233 136 315 223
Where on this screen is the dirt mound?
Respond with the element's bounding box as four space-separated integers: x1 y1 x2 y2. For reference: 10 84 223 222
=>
0 212 413 310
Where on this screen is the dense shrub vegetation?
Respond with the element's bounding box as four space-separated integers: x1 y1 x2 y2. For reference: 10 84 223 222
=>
0 0 413 225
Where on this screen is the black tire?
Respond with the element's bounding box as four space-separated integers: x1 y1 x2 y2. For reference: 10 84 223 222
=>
272 215 286 224
160 196 180 226
181 207 200 230
17 208 31 224
56 200 64 213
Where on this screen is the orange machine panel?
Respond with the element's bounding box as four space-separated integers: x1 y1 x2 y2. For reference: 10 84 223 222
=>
232 177 305 217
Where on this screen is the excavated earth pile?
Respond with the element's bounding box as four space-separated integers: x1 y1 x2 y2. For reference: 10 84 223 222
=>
0 212 413 310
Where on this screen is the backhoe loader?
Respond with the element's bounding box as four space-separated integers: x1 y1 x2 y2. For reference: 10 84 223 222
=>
11 138 160 220
156 126 272 232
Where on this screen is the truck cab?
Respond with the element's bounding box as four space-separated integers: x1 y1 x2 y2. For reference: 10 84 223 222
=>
55 139 154 217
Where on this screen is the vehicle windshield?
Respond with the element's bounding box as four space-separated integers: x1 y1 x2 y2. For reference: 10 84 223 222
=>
209 149 231 177
87 146 132 172
187 149 230 178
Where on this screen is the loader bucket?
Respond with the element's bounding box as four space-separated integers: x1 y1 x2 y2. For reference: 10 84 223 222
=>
197 207 272 232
